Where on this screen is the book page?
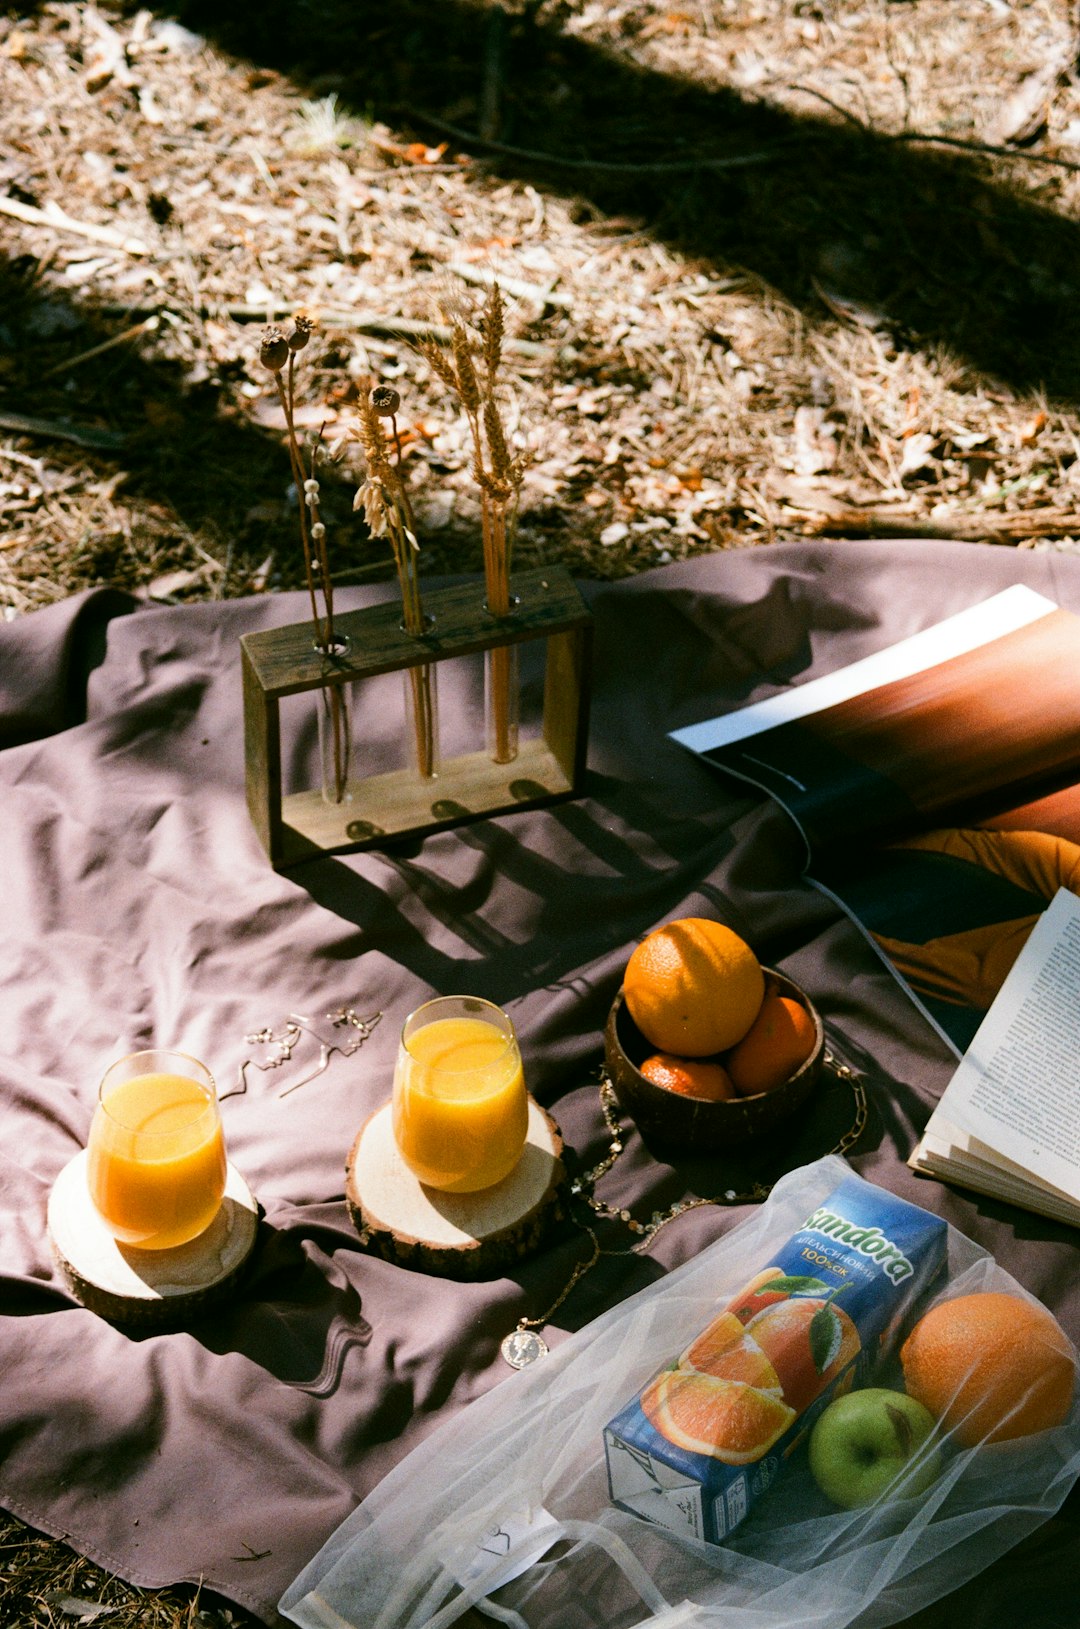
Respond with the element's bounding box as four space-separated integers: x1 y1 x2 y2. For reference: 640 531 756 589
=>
915 1113 1080 1204
920 888 1080 1205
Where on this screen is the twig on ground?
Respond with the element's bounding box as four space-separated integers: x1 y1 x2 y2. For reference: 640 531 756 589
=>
449 261 571 309
401 108 801 172
0 194 149 255
41 318 160 378
793 508 1080 542
892 129 1080 173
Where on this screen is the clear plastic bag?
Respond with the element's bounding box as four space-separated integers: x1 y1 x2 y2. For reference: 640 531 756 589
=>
280 1156 1080 1629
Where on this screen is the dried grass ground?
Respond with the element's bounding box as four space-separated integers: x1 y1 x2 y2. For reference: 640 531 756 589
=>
4 0 1080 617
3 0 1080 1621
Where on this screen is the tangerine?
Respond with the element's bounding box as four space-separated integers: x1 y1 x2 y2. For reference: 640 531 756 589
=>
640 1052 735 1101
725 993 817 1097
900 1291 1076 1448
746 1296 861 1415
640 1370 795 1464
623 918 764 1057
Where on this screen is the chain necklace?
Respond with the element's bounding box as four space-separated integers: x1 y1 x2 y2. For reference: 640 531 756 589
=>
500 1051 867 1368
225 1005 383 1101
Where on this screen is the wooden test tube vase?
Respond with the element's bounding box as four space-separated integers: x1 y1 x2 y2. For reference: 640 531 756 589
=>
241 565 593 869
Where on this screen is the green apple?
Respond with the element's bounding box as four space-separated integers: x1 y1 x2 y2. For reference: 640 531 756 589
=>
808 1387 941 1509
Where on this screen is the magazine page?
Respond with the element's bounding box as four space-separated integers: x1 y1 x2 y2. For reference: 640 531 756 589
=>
670 585 1061 860
812 778 1080 1054
909 887 1080 1214
672 586 1080 1054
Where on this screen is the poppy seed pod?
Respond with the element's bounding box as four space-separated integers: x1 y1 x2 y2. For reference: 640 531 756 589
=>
260 327 290 372
370 385 401 417
289 315 313 352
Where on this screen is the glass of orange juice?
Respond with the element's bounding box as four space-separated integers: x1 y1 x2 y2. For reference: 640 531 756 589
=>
86 1049 228 1250
391 997 528 1193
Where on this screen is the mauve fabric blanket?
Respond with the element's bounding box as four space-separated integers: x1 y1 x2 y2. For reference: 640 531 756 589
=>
2 540 1079 1628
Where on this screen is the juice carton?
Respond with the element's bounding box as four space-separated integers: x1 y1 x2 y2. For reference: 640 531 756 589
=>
604 1173 947 1543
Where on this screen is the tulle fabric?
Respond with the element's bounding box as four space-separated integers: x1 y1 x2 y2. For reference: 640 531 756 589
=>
280 1155 1080 1629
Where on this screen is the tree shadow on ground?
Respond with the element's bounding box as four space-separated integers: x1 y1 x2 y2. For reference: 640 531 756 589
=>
3 0 1079 590
154 0 1079 401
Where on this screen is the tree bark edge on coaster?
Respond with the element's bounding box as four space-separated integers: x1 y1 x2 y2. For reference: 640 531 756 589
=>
345 1097 568 1280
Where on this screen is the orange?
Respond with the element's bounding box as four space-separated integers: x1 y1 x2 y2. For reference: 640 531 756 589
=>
726 1266 789 1325
725 993 816 1097
679 1314 782 1393
900 1291 1076 1448
640 1370 795 1464
746 1297 861 1415
623 918 764 1057
640 1052 735 1101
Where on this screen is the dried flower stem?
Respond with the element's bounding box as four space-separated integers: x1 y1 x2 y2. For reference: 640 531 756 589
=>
356 390 438 778
420 281 523 762
261 319 350 803
273 363 326 648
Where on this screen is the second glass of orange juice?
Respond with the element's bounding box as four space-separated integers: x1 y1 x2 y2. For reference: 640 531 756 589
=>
392 997 527 1192
86 1049 227 1250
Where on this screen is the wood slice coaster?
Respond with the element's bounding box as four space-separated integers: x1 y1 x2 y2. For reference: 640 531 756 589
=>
47 1152 259 1328
346 1097 568 1280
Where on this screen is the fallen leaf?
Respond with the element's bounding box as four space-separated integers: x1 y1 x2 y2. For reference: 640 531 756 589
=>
249 553 275 590
792 405 838 476
138 86 166 126
899 431 936 478
1019 410 1048 446
138 568 206 601
40 1593 116 1623
811 278 888 331
768 473 849 516
249 399 340 431
400 141 448 166
989 64 1063 146
599 521 629 546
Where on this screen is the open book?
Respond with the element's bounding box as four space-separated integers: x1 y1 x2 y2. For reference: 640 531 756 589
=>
671 584 1080 1224
908 887 1080 1226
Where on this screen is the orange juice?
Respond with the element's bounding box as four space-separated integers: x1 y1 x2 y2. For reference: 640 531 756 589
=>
87 1071 227 1249
392 1013 527 1192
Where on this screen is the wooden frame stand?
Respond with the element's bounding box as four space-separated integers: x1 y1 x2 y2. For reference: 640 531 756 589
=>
241 565 593 868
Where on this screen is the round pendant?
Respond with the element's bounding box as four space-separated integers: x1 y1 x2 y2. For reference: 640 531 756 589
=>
501 1327 549 1368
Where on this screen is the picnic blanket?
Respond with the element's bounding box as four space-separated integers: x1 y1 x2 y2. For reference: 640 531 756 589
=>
2 539 1079 1628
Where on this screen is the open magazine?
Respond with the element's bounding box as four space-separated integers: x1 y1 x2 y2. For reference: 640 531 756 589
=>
671 584 1080 1225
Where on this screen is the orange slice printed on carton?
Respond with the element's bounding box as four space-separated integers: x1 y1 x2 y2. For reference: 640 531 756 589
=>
745 1297 861 1416
641 1370 796 1465
680 1312 783 1394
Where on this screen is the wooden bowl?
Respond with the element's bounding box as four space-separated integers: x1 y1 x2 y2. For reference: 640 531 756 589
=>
604 968 824 1154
